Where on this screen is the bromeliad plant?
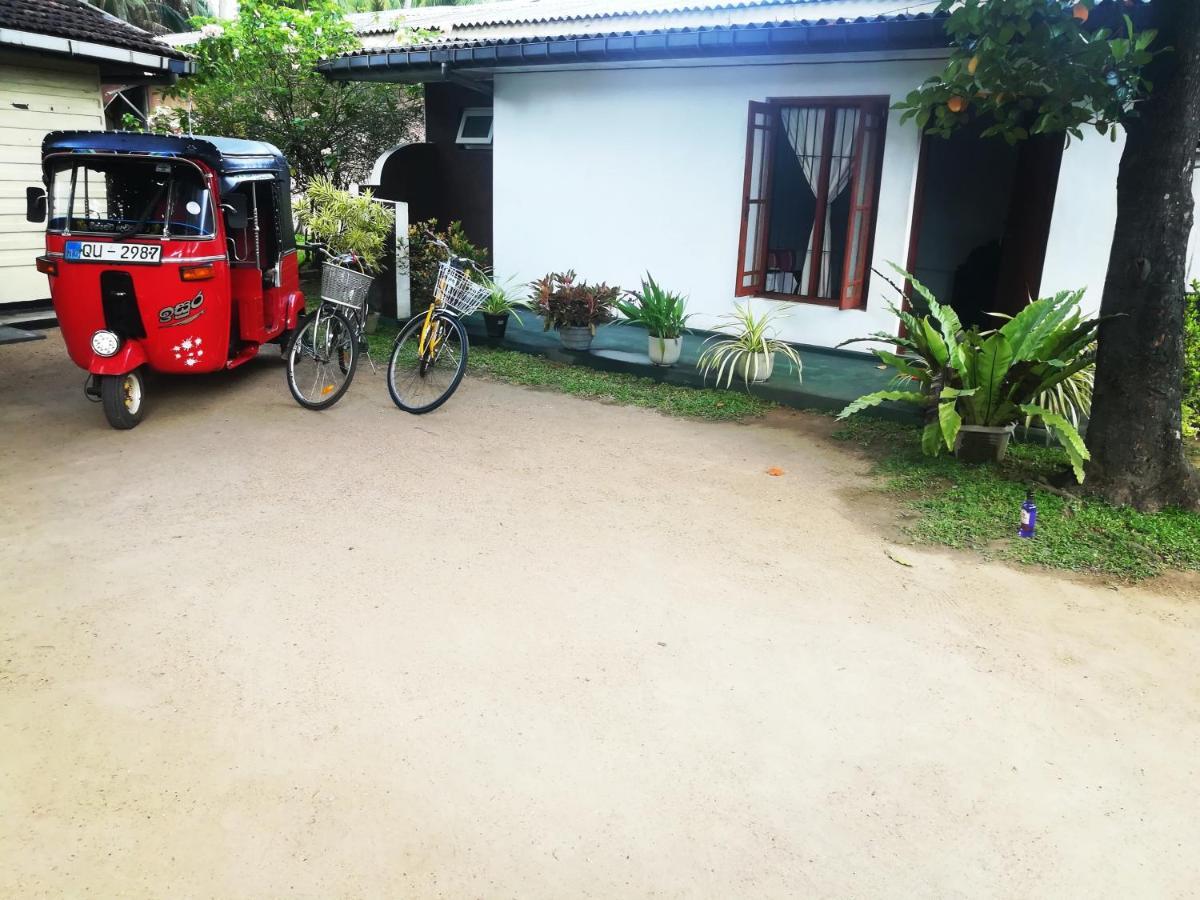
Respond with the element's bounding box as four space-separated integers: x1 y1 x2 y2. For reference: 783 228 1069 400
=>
530 270 620 332
837 266 1103 482
697 302 803 387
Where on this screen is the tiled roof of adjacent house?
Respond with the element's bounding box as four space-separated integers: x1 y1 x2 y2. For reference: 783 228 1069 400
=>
0 0 191 60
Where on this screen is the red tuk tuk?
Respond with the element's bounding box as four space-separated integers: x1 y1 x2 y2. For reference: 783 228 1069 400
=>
27 131 306 428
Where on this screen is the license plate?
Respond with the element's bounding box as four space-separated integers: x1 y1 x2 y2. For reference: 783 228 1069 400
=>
64 240 161 264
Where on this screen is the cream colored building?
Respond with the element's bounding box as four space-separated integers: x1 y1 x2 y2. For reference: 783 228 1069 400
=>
0 0 193 308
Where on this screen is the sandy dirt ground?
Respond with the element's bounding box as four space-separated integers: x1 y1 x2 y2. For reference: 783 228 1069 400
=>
1 335 1199 899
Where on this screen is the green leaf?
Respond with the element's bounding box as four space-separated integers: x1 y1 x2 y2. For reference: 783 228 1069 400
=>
937 399 962 451
963 332 1014 424
1020 403 1091 482
921 421 944 456
837 390 925 420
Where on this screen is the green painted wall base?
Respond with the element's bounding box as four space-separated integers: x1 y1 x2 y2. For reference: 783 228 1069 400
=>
458 313 922 423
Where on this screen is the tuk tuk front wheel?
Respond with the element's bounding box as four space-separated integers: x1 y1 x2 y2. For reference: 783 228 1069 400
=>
100 369 145 430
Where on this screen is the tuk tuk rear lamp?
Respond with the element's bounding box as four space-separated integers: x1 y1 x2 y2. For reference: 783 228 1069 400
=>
91 330 121 358
180 264 216 282
35 256 58 276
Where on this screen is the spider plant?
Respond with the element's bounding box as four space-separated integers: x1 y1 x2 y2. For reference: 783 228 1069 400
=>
1027 355 1094 442
613 274 692 339
479 275 529 324
696 302 803 388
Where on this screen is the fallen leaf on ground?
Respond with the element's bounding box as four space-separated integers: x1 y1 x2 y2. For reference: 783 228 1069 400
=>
885 549 913 568
766 467 785 477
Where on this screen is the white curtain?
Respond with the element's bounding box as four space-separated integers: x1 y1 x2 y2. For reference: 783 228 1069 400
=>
778 106 860 297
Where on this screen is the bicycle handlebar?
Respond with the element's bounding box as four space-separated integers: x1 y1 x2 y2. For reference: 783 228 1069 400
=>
422 229 487 278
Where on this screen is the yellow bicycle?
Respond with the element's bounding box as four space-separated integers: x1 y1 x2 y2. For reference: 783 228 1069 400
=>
386 234 489 414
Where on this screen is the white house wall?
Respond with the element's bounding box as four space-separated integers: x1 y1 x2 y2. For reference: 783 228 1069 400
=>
1040 130 1126 315
493 59 946 348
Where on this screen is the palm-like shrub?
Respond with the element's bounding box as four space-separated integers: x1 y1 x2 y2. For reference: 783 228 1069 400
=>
838 268 1103 482
614 274 691 339
697 302 803 387
298 177 394 273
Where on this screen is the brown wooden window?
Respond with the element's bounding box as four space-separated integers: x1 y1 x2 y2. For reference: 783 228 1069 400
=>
735 98 887 310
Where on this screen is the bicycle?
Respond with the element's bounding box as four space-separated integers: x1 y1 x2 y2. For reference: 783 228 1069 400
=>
386 233 490 414
285 246 373 410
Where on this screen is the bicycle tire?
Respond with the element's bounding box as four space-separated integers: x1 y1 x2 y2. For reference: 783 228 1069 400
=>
286 306 359 410
386 311 468 414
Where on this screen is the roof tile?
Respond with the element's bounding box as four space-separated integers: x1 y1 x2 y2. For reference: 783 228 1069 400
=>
0 0 190 60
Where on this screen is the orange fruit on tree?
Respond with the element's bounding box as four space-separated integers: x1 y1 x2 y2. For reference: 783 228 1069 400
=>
947 96 968 113
1072 2 1089 22
968 55 980 75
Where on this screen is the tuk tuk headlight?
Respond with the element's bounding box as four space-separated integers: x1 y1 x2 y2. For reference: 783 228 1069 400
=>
91 330 121 357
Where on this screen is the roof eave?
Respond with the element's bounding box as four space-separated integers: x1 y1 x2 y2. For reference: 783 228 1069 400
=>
317 17 948 84
0 26 195 77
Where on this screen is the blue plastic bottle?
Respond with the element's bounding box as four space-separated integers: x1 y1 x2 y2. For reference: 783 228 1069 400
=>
1018 488 1038 539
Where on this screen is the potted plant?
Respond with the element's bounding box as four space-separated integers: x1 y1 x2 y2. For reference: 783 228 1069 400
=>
614 273 692 366
836 265 1103 481
298 177 394 329
530 270 619 351
697 302 804 386
479 276 528 340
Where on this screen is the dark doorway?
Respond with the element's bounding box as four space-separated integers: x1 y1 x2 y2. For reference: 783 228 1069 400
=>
908 124 1064 329
370 82 493 259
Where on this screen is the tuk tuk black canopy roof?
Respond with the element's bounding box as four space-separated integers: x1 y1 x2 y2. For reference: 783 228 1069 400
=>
41 131 291 185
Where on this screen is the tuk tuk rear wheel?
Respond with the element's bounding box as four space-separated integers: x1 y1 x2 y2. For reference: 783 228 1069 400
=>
100 369 145 430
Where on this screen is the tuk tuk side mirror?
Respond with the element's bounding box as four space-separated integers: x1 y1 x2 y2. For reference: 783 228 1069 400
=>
26 186 46 224
222 194 249 230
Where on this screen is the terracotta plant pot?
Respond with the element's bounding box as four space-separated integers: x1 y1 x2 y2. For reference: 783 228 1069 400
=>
648 335 682 367
954 423 1015 463
733 351 774 384
483 312 509 340
559 325 593 351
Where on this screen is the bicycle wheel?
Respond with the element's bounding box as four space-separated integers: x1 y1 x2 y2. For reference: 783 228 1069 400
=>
387 311 468 414
286 307 359 410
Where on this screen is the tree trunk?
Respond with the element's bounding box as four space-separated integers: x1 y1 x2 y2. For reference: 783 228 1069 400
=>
1085 0 1200 512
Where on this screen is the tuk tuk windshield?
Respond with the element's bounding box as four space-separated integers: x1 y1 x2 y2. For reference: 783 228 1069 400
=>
46 156 215 239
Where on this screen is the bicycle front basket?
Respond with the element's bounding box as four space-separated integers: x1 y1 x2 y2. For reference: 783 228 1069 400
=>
435 261 490 317
321 261 374 312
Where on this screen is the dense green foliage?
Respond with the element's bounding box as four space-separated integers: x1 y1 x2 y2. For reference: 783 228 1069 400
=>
895 0 1158 143
613 274 692 339
165 0 421 188
838 269 1101 481
1185 281 1200 439
404 219 488 311
835 417 1200 580
297 178 394 273
530 272 620 333
96 0 206 33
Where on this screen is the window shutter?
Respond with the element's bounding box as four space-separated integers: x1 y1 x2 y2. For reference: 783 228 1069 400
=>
735 101 774 297
839 105 886 311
